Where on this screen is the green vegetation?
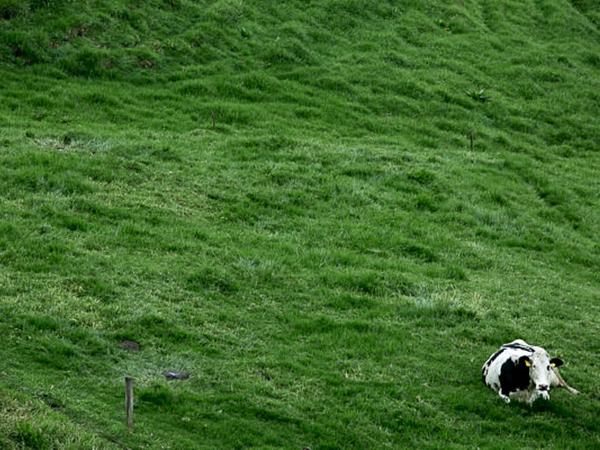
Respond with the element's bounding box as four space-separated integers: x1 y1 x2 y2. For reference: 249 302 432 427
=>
1 0 599 448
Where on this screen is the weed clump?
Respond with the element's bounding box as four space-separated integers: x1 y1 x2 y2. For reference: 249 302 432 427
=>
0 31 47 64
466 88 489 103
60 47 108 77
186 267 239 295
138 384 175 409
11 422 48 449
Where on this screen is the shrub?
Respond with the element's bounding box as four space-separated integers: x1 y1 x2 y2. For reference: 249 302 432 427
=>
0 0 27 19
60 47 106 77
0 31 47 64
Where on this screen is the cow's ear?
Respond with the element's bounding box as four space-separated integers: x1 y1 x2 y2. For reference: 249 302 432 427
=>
519 355 532 368
550 357 563 368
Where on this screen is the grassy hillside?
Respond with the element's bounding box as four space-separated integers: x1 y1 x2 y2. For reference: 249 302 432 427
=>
1 0 599 448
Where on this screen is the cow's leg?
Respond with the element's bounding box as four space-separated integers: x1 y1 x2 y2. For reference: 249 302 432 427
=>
526 391 539 406
499 392 510 403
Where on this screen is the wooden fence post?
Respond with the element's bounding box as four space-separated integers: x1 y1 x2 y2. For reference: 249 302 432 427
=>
125 376 134 431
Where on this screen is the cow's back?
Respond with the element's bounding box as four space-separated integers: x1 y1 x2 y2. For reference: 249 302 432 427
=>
483 340 534 393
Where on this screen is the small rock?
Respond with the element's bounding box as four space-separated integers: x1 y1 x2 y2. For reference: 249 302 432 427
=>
119 340 140 352
163 371 190 380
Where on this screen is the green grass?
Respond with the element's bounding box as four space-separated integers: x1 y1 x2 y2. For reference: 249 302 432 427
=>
1 0 600 448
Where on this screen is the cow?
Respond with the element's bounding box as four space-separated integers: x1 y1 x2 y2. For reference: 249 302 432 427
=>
482 339 579 404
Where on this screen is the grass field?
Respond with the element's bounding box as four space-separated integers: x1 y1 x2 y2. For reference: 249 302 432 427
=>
1 0 600 448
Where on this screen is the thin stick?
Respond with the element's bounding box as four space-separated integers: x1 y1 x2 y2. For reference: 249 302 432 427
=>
125 377 134 430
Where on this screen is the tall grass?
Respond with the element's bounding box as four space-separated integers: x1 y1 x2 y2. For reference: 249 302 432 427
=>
1 0 599 448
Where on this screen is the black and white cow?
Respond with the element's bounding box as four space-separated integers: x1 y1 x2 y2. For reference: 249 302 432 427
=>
482 339 579 404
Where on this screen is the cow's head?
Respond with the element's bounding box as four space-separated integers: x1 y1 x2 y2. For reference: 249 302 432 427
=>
520 352 563 399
